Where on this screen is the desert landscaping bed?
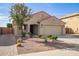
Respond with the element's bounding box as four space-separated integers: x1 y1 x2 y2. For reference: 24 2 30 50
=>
17 38 76 55
17 38 56 55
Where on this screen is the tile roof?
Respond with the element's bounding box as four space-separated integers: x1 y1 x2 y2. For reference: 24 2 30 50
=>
60 12 79 19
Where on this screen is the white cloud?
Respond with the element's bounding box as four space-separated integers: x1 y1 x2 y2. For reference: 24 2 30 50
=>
0 13 9 21
0 13 3 16
0 16 8 20
0 14 10 27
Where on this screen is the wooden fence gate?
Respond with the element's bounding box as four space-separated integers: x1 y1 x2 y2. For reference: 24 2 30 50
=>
0 27 13 35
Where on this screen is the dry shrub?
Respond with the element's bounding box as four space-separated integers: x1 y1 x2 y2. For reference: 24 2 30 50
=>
17 43 22 47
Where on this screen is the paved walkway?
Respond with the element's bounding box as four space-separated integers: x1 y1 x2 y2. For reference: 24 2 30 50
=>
0 35 17 56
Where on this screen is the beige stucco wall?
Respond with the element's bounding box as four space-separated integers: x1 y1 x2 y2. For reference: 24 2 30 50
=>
39 25 63 35
39 16 65 35
62 16 79 33
24 11 50 24
13 11 65 36
40 16 65 25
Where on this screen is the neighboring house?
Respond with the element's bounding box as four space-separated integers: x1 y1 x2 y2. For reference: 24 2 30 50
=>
61 13 79 34
13 11 65 36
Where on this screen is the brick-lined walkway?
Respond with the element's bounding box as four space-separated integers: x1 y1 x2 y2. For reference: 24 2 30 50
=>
0 35 17 56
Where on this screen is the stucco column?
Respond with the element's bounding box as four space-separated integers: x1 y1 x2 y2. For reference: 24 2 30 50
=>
27 24 30 32
62 26 65 35
26 24 28 32
38 24 40 35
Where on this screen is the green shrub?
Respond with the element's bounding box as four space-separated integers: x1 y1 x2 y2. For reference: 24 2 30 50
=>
26 32 32 35
47 35 58 40
42 36 48 43
47 35 52 39
44 39 48 43
51 35 58 40
7 23 12 28
54 36 58 40
21 32 26 37
26 32 32 37
53 35 58 40
38 35 42 38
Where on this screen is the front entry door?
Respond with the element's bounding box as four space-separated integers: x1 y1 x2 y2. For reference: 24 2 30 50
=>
30 25 38 35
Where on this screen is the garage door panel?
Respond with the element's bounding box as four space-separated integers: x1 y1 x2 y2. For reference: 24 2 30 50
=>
40 26 62 35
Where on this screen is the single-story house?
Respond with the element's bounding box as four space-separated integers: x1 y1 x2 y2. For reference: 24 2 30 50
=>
13 11 65 36
61 13 79 34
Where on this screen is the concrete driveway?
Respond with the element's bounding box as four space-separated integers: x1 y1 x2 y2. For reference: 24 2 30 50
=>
20 49 79 56
20 34 79 56
20 39 79 56
0 35 17 56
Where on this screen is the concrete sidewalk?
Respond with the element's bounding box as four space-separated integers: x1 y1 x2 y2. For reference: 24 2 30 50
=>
19 49 79 56
0 45 17 56
0 35 17 56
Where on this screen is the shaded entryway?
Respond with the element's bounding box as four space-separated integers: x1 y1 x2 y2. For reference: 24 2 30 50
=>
30 24 39 35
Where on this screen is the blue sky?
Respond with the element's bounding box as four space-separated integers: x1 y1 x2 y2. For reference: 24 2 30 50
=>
0 3 79 27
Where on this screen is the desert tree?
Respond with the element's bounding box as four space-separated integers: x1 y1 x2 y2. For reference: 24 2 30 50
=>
10 3 31 37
